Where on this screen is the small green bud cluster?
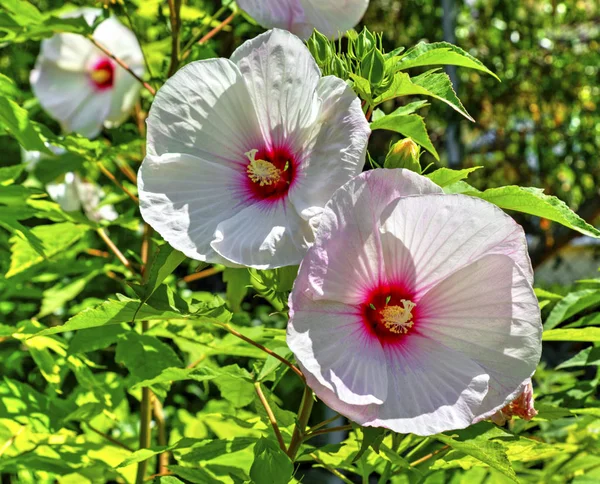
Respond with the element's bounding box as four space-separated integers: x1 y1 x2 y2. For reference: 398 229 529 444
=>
306 27 399 94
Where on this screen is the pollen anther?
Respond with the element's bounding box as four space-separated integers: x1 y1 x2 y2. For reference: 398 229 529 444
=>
90 68 112 84
246 149 282 186
379 299 416 334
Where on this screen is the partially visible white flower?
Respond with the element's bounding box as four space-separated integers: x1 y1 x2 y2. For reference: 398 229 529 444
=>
30 8 144 139
22 145 118 223
237 0 369 39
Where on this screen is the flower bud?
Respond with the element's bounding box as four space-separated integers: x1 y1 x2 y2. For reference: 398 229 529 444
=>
361 47 386 87
384 138 421 173
307 30 333 65
330 55 347 79
355 28 375 59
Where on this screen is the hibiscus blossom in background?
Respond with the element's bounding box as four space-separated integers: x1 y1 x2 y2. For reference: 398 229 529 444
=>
22 146 118 223
30 8 144 138
237 0 369 39
138 29 370 269
287 169 542 436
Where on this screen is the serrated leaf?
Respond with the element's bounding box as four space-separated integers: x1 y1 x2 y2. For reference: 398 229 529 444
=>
411 70 474 121
133 243 186 303
434 434 517 482
353 427 386 462
213 365 255 408
396 41 499 80
371 113 439 160
543 289 600 330
223 267 250 313
250 437 293 484
131 366 218 390
7 222 89 277
463 186 600 239
68 324 130 354
543 328 600 342
426 167 482 187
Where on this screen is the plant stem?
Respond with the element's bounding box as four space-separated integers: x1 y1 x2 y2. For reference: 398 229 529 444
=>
97 161 139 203
180 1 235 61
304 425 353 441
254 382 287 452
86 423 134 452
167 0 182 77
405 437 430 460
409 445 449 467
307 414 342 434
309 452 354 484
122 4 154 82
287 386 314 460
213 322 305 382
153 398 169 474
183 266 224 283
87 35 156 96
97 228 132 270
135 321 153 484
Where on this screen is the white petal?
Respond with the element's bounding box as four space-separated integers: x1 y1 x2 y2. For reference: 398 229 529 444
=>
93 17 144 68
47 173 81 212
74 176 118 222
211 200 308 269
139 152 246 265
36 32 93 72
230 29 322 149
31 63 111 138
379 194 534 296
299 0 370 39
288 76 370 221
303 169 442 304
288 281 387 405
145 58 263 165
418 254 542 420
237 0 369 40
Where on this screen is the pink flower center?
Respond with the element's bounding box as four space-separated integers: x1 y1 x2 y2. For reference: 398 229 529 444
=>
244 146 295 201
89 58 115 90
361 284 419 345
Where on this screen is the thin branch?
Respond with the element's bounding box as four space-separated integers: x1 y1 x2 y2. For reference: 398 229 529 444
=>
309 452 354 484
115 158 138 184
255 382 287 452
308 414 342 434
181 11 237 62
87 423 134 453
180 1 234 60
167 0 182 77
214 322 305 382
97 228 133 270
122 4 154 82
144 471 173 481
153 398 169 475
86 248 110 258
183 266 224 283
136 321 153 484
187 354 207 369
141 224 153 277
87 35 156 96
97 161 139 203
409 445 449 467
304 425 353 441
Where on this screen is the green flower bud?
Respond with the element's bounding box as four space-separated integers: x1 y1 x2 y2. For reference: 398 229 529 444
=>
355 28 375 59
331 55 347 79
384 138 421 173
307 30 332 65
360 47 386 87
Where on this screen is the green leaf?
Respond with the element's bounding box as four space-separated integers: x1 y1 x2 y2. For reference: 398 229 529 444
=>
434 434 517 482
31 297 184 337
426 167 482 187
543 328 600 342
556 346 600 369
7 222 89 278
396 41 499 80
0 96 50 153
543 289 600 330
213 365 255 408
68 324 130 354
250 437 293 484
38 270 101 318
353 427 386 462
371 113 439 160
130 366 218 390
0 164 25 185
115 333 183 383
134 243 186 303
411 70 474 121
223 268 250 313
464 186 600 239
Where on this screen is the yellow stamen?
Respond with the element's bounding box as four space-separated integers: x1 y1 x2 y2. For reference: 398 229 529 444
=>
379 300 416 334
246 149 281 186
90 68 112 84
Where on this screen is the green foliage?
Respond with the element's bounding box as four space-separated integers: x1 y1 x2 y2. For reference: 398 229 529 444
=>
0 0 598 483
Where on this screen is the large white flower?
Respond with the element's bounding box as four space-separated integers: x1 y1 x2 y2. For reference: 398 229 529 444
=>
30 8 144 139
237 0 370 39
287 169 542 436
138 29 370 269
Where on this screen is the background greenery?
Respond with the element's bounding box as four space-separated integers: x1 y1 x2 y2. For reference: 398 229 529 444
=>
0 0 599 483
